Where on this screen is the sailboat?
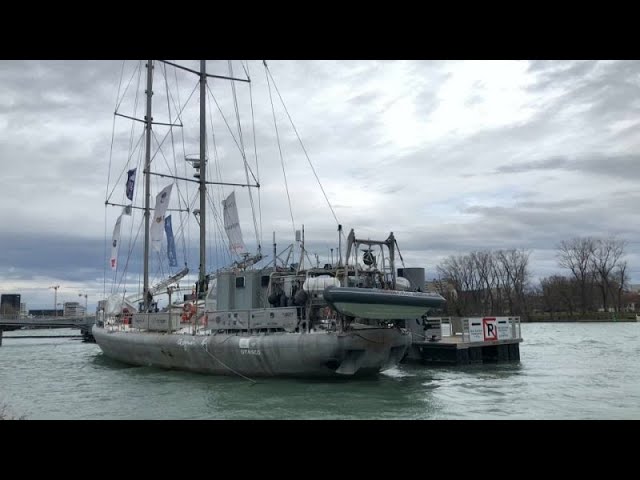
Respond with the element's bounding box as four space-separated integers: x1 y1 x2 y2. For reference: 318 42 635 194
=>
93 60 443 378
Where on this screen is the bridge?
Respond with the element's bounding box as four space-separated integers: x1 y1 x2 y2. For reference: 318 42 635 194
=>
0 315 96 345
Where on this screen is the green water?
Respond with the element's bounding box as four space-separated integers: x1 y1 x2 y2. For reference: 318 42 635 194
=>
1 323 639 419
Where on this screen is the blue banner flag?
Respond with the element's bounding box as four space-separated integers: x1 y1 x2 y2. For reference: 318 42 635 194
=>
165 215 177 267
126 168 137 201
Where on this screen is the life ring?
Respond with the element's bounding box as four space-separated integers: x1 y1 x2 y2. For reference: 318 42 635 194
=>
181 302 197 323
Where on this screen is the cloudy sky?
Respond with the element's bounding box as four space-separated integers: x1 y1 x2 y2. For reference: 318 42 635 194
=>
1 59 639 311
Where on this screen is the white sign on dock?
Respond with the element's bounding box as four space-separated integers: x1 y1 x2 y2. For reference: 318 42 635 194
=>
497 319 511 340
482 317 498 341
468 319 484 342
466 317 515 342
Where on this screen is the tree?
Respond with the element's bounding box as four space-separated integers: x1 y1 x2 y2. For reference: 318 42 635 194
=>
557 237 596 314
591 236 626 312
613 261 629 312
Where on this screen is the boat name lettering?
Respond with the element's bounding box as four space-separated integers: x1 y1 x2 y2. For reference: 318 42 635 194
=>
241 349 261 355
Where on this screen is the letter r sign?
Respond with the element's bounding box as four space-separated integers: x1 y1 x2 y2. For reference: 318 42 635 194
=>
483 317 498 341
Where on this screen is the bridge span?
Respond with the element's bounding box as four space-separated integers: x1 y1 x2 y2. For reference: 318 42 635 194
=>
0 315 96 345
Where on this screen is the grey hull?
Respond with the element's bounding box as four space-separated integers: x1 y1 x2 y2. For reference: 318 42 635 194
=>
92 325 410 378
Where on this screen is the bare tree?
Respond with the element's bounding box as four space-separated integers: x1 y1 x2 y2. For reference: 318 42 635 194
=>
557 237 596 314
591 236 626 312
540 275 579 317
472 250 494 315
614 261 629 312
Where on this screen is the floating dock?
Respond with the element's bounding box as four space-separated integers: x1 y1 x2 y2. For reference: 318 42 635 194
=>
403 316 522 365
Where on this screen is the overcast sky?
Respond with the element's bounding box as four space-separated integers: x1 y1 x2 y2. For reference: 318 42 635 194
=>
2 60 640 311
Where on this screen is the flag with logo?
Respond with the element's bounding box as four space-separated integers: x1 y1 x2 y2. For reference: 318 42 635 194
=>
165 215 178 267
110 214 123 270
126 168 137 201
150 184 173 252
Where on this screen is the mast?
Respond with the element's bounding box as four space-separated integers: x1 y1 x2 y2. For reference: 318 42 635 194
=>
143 60 153 312
198 60 207 297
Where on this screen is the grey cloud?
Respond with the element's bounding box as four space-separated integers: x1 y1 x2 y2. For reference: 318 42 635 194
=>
4 59 640 305
494 153 640 180
496 156 570 173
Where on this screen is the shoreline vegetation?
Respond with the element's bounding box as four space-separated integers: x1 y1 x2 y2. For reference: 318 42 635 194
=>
523 312 638 323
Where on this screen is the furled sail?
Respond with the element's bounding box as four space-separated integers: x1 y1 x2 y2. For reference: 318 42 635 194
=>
222 191 247 255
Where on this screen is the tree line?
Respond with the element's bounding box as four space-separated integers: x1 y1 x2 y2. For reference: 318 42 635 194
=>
433 236 629 318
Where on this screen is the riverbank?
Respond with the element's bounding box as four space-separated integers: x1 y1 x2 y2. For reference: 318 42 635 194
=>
524 313 638 323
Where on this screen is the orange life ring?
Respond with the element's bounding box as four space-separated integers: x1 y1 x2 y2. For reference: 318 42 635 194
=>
181 303 197 323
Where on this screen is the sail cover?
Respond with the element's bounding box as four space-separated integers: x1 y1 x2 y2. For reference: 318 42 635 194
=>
150 184 173 252
222 191 247 255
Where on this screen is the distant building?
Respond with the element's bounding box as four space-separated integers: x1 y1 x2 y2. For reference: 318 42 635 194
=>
1 294 21 315
63 301 86 317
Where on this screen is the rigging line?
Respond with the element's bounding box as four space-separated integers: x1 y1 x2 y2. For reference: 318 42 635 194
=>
202 342 257 385
150 131 189 216
105 61 127 299
229 60 261 253
173 62 190 264
106 130 145 204
106 60 126 202
117 143 145 292
103 205 108 300
205 83 260 186
112 126 144 293
115 61 140 113
207 97 234 268
162 63 185 269
148 80 200 166
117 217 144 295
206 187 231 255
209 94 225 209
159 60 184 128
246 60 263 251
265 63 297 247
265 64 340 226
127 62 144 184
207 188 233 269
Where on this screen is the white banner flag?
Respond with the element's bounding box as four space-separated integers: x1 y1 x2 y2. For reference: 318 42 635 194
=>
150 184 173 252
110 214 123 270
222 191 247 255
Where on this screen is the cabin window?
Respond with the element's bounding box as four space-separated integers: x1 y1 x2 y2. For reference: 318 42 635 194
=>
261 275 270 287
236 277 245 288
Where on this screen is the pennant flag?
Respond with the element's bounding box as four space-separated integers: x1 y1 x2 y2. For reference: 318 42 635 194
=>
110 214 123 270
126 168 137 201
150 184 173 252
165 215 178 267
